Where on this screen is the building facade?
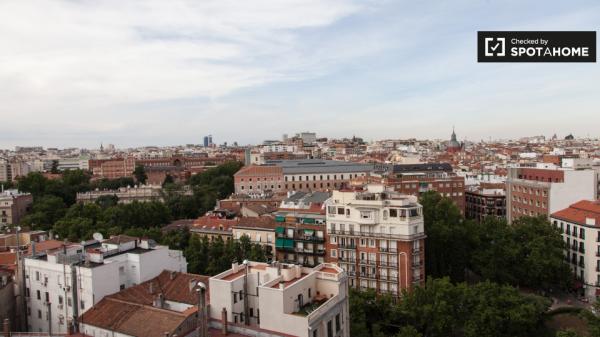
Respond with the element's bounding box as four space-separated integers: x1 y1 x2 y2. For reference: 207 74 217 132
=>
551 200 600 300
209 261 349 337
23 235 186 334
274 191 329 268
0 190 33 227
234 160 374 196
325 184 425 296
506 166 598 223
465 185 506 222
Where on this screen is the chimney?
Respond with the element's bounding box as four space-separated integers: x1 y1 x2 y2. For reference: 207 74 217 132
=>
221 308 228 335
3 318 9 337
170 271 176 280
149 282 154 294
31 241 36 257
279 282 285 290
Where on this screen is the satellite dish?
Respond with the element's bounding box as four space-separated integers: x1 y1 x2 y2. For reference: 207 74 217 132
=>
92 232 104 241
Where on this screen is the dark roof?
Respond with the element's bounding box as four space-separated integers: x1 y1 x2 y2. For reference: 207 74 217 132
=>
265 159 374 174
392 163 453 174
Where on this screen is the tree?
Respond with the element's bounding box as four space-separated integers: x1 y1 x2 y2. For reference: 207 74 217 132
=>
95 195 119 208
133 165 148 185
20 195 67 230
51 160 59 174
162 174 175 187
471 216 572 290
348 277 551 337
419 191 476 282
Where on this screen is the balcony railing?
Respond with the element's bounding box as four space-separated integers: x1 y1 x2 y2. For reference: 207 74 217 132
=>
379 247 398 254
338 256 356 263
328 229 425 240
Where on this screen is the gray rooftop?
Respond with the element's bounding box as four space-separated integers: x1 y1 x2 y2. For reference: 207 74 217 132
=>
265 159 373 174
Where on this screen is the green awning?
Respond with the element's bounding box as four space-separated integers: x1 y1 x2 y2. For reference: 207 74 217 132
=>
303 229 315 235
275 226 285 234
276 237 285 247
302 218 316 224
275 216 286 222
276 237 294 248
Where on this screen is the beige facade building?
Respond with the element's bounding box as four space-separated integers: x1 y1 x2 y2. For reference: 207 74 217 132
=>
325 184 426 296
0 190 33 228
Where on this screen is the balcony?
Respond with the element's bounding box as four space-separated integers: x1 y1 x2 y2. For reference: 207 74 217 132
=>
296 236 325 243
379 247 398 254
338 243 357 249
412 247 421 253
338 256 356 263
579 247 585 254
412 261 421 268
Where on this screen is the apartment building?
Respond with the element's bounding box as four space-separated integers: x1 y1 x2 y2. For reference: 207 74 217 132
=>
23 235 186 334
274 191 329 267
209 261 349 337
0 190 33 227
551 200 600 300
79 270 208 337
232 217 278 260
234 159 374 195
325 184 425 296
506 165 598 223
465 184 506 222
373 163 466 213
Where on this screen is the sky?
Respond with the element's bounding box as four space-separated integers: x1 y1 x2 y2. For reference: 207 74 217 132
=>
1 0 599 149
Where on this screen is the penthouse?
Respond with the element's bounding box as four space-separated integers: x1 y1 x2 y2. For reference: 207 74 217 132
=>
209 261 349 337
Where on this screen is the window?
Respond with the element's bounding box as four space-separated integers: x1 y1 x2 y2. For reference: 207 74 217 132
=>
337 207 345 215
58 295 63 305
80 300 85 310
389 209 398 217
331 249 337 258
336 314 341 332
38 310 42 319
327 320 333 337
36 290 41 300
234 293 237 303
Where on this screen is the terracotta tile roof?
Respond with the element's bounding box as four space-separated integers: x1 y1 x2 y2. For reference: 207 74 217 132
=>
551 200 600 226
27 239 67 255
80 298 189 337
234 165 283 176
109 270 210 305
234 216 278 230
192 216 239 233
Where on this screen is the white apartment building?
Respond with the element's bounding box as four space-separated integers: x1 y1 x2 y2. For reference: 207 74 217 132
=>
23 235 186 334
552 200 600 300
209 261 349 337
325 184 426 295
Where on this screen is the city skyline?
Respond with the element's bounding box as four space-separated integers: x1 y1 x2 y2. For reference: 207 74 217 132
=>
1 0 599 148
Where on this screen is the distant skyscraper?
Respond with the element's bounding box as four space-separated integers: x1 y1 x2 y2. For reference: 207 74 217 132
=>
203 134 213 147
203 136 209 147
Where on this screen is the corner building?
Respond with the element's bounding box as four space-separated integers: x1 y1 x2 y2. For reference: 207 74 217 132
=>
325 184 425 296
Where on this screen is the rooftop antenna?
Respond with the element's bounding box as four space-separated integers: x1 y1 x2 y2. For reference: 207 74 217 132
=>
92 232 104 242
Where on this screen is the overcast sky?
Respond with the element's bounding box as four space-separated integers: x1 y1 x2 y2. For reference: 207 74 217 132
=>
1 0 599 149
